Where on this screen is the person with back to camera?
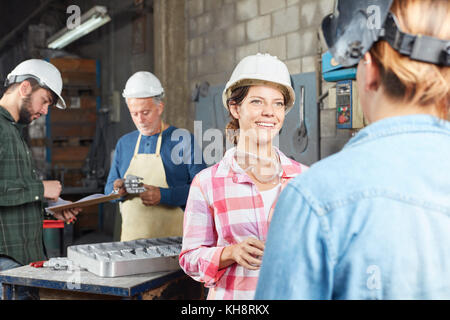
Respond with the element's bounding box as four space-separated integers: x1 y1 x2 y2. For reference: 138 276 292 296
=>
179 53 309 300
255 0 450 300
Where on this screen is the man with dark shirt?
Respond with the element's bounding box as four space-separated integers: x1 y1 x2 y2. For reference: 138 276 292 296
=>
0 59 80 299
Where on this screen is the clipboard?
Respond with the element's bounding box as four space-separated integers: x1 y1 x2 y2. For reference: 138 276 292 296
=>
45 192 122 214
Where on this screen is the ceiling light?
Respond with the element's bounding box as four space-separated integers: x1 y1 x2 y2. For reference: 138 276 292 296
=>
47 6 111 50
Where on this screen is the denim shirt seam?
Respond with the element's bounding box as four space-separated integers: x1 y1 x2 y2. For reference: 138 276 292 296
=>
289 184 339 265
319 188 450 215
345 128 450 150
290 184 450 267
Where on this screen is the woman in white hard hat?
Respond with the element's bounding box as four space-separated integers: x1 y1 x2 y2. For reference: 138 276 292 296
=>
179 53 308 300
256 0 450 299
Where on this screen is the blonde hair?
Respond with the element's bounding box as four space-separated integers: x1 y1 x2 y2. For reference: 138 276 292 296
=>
370 0 450 119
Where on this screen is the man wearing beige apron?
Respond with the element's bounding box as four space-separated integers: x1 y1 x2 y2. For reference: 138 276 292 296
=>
104 71 206 241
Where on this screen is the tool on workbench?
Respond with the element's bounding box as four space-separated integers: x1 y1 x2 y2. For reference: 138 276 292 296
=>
30 258 86 271
124 174 146 194
30 260 46 268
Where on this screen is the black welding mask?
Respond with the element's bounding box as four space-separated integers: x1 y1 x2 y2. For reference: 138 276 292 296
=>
321 0 450 67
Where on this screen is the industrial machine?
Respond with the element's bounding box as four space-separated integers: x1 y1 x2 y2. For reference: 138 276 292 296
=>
322 51 365 129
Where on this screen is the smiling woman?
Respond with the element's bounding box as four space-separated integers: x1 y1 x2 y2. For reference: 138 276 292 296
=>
179 53 309 300
226 84 287 146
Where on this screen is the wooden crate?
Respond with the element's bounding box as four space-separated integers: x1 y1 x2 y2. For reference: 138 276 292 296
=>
52 160 85 170
61 171 84 187
65 96 97 109
75 205 99 231
60 72 97 87
47 58 99 189
50 58 96 73
30 138 46 147
61 95 98 110
51 146 90 162
51 58 97 88
50 124 96 140
51 107 97 123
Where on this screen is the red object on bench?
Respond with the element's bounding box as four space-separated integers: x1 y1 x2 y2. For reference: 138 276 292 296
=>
43 220 64 229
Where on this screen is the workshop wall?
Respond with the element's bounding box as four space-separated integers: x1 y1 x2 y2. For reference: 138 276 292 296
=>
155 0 354 160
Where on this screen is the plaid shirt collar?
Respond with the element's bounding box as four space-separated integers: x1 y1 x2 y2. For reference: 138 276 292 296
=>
215 147 298 183
0 106 26 131
0 106 15 122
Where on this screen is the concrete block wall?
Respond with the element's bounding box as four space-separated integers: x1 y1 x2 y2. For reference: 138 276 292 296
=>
187 0 335 84
185 0 352 160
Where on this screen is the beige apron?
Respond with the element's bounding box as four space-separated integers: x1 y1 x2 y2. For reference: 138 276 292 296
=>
119 125 184 241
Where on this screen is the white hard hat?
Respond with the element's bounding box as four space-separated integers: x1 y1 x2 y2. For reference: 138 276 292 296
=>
222 53 295 113
5 59 66 109
122 71 164 99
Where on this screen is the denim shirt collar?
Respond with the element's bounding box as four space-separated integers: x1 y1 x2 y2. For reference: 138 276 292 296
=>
345 115 450 150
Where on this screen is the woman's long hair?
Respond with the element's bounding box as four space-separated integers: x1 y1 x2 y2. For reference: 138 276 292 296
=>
370 0 450 119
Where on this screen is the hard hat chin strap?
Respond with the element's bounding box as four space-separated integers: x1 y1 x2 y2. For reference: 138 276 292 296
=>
380 13 450 66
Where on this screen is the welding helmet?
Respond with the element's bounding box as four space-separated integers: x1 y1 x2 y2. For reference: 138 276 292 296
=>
5 59 66 109
122 71 165 99
321 0 450 67
222 53 296 114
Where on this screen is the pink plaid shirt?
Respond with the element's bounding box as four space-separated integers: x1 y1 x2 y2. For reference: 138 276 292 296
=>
179 147 308 300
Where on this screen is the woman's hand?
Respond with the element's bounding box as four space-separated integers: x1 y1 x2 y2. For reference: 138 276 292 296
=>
220 237 265 270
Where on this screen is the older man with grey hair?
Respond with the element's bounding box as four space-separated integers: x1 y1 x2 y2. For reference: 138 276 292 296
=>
105 71 206 241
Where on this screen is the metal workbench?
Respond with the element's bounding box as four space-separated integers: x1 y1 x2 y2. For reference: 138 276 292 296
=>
0 265 185 300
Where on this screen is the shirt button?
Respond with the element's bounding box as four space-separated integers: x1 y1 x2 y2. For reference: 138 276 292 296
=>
35 196 39 200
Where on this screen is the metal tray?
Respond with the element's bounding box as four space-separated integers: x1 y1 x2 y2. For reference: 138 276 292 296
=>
67 237 182 278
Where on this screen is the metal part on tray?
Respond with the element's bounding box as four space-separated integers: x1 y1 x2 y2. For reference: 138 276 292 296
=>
124 174 146 194
67 237 182 277
43 257 81 271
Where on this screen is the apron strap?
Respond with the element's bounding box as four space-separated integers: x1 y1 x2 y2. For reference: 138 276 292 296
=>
134 121 165 157
133 134 143 157
155 121 164 156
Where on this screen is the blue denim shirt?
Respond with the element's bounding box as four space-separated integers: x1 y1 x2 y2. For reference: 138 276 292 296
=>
255 115 450 300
